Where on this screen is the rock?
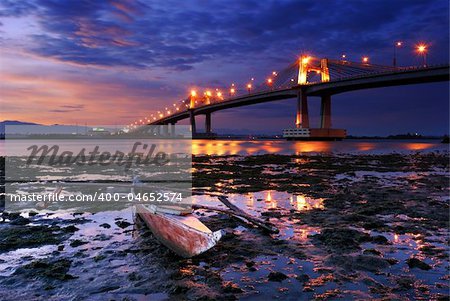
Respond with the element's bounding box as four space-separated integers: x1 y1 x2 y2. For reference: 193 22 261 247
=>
115 220 132 229
10 216 30 225
0 225 67 252
406 257 431 270
314 228 371 251
371 235 390 245
396 276 415 290
261 210 283 218
94 254 106 262
222 281 243 293
62 225 79 233
15 258 76 281
268 271 288 282
99 223 111 229
245 260 255 268
57 245 65 251
363 249 381 256
353 255 390 272
295 274 310 282
70 239 88 248
329 254 390 272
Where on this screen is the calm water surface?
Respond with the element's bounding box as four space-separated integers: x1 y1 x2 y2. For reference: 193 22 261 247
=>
1 139 447 156
192 139 448 155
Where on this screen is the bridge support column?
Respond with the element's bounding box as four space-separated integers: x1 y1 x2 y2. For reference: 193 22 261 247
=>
296 90 309 128
320 95 332 129
163 124 169 136
170 123 175 136
189 110 197 135
205 113 211 134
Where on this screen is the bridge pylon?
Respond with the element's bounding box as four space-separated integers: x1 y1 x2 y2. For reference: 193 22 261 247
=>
298 56 330 84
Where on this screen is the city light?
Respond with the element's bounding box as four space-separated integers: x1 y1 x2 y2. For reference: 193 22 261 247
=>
230 87 236 95
416 43 428 66
190 90 197 97
362 56 369 63
417 44 427 53
247 83 252 93
205 90 212 97
302 56 310 64
217 91 222 98
267 78 273 84
393 41 403 67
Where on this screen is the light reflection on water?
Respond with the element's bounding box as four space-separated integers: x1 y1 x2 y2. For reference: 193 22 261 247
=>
192 191 324 217
191 139 447 155
0 139 447 157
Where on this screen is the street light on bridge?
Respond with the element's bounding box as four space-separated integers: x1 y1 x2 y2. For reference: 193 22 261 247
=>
416 44 428 66
247 83 252 93
362 56 369 64
393 41 402 68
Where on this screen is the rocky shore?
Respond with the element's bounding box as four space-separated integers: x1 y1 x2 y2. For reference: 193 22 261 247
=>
0 152 448 300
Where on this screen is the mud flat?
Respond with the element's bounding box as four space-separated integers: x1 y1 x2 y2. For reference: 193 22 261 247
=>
0 152 449 300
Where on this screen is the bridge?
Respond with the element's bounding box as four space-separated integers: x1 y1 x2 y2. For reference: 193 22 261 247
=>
127 56 449 139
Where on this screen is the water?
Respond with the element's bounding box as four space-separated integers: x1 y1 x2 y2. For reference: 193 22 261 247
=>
191 139 448 155
0 139 447 157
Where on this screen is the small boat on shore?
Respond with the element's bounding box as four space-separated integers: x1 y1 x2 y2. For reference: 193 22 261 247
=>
135 204 222 258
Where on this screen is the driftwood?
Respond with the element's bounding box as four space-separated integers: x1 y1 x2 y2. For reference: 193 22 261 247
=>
192 196 279 234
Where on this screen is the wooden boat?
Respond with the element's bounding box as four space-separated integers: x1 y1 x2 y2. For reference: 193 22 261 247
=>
135 204 222 258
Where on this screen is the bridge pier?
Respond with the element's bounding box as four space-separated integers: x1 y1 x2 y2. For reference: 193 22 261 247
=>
189 110 196 135
170 122 175 136
205 113 211 134
163 124 169 136
320 95 332 129
296 90 309 128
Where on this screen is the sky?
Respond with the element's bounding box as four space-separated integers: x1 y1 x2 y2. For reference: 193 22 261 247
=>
0 0 449 136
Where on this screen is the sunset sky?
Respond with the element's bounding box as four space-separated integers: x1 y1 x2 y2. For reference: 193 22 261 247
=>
0 0 449 135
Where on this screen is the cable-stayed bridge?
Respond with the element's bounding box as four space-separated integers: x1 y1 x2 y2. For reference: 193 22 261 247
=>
128 56 449 140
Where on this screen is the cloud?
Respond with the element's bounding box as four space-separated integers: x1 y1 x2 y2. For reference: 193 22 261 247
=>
0 0 445 70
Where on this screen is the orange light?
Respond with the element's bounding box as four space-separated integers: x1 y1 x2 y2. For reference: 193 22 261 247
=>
247 83 252 89
230 88 236 94
417 44 427 53
159 113 163 118
267 78 273 84
167 111 171 114
205 90 212 97
190 90 197 97
302 56 310 64
362 56 369 63
217 91 222 97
